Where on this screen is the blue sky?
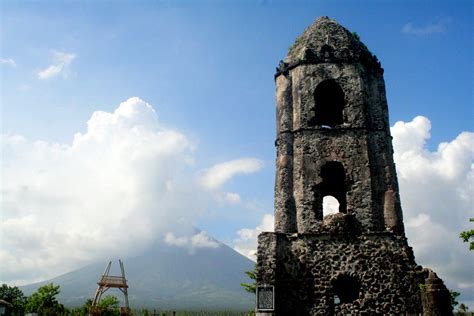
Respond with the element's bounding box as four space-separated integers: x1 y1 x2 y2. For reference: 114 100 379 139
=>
2 1 472 142
1 0 473 308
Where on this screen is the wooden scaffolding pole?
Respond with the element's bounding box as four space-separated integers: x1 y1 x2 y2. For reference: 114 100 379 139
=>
90 259 130 315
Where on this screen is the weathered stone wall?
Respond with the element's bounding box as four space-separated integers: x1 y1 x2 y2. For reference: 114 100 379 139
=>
289 64 368 130
421 269 453 315
257 230 424 314
274 62 404 233
292 129 373 232
262 16 451 315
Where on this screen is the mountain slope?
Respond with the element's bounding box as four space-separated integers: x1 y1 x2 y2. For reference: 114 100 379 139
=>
21 238 255 311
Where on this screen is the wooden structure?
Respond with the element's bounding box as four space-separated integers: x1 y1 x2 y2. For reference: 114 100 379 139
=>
0 299 13 316
90 259 130 315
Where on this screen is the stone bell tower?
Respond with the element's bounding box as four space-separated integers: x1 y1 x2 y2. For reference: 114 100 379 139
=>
256 17 452 315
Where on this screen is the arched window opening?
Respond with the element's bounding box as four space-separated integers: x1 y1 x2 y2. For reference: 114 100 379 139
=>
310 79 344 127
323 195 340 217
333 274 360 305
320 161 347 213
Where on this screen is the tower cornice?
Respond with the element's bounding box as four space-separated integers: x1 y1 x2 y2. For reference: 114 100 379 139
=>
275 16 383 78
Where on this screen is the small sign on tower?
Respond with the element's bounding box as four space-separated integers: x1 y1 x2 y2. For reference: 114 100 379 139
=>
256 284 274 311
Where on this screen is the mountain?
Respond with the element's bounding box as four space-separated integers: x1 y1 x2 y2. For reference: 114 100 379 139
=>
20 237 255 311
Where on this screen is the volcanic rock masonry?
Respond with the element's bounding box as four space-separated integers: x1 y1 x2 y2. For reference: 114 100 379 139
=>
256 16 452 315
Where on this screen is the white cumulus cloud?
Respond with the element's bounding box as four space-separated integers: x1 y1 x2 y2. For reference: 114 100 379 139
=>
164 232 192 247
224 192 241 204
164 231 220 251
1 58 17 67
199 158 263 190
37 51 75 79
323 195 340 216
191 231 220 249
233 214 274 261
391 116 474 305
0 97 201 284
1 97 263 285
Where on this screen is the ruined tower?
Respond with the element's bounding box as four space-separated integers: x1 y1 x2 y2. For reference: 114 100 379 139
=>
256 17 452 315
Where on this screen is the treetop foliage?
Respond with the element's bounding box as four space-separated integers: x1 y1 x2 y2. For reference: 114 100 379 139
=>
459 218 474 251
0 284 27 315
25 283 65 315
240 265 256 294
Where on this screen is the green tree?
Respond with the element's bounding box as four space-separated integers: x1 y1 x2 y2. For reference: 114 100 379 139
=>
240 265 257 294
25 283 66 315
0 284 27 315
450 291 460 307
97 295 119 316
71 298 92 316
457 303 469 314
459 218 474 250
